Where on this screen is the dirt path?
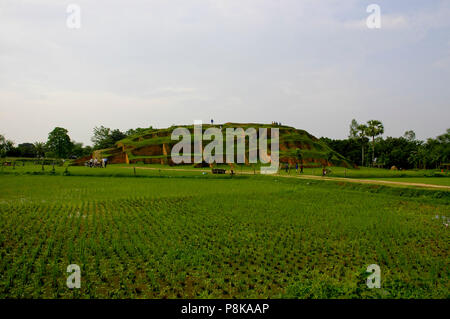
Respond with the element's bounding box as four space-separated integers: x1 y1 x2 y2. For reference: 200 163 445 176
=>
290 174 450 190
120 166 450 190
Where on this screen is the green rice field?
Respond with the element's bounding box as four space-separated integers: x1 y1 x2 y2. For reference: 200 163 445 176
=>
0 165 449 298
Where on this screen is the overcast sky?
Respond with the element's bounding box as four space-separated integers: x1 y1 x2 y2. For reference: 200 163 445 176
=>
1 0 449 146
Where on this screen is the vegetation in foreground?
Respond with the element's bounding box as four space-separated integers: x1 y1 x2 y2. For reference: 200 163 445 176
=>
0 172 448 298
2 163 449 183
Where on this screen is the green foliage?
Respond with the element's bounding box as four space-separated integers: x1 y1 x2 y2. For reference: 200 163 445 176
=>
0 170 448 298
91 126 142 150
71 142 92 158
91 126 115 150
0 134 15 158
114 124 352 167
46 127 73 159
320 137 367 166
348 118 359 139
375 136 421 169
364 120 384 166
325 122 449 170
33 142 47 158
365 120 384 140
403 130 416 141
295 149 303 162
126 127 152 136
17 143 36 158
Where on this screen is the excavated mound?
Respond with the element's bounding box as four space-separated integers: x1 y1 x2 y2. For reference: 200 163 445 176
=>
83 123 354 168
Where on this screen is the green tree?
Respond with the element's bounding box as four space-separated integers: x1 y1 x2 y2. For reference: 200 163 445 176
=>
91 126 111 150
91 126 127 150
417 146 429 169
34 142 46 158
423 129 450 168
110 129 127 144
365 120 384 166
376 136 420 169
0 134 7 158
348 119 369 167
408 150 419 169
71 142 93 158
320 137 361 166
126 127 151 136
0 134 14 158
17 143 36 157
403 130 416 142
348 119 359 139
357 124 368 167
46 127 73 158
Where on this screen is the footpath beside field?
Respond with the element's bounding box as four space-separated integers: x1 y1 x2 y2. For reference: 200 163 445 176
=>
294 175 450 190
121 166 450 190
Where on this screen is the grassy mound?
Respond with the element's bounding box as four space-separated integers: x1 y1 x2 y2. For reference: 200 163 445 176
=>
95 123 354 167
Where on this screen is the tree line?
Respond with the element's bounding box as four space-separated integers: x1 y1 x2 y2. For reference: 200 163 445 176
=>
321 119 450 169
0 126 151 159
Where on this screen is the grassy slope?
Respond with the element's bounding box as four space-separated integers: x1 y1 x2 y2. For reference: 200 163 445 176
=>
111 124 352 166
0 171 448 298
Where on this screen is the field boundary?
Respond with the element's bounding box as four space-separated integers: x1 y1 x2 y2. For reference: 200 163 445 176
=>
121 166 450 190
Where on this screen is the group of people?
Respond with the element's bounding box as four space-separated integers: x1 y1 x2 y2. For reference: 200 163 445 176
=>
284 163 304 174
271 121 282 126
86 158 108 168
283 163 331 176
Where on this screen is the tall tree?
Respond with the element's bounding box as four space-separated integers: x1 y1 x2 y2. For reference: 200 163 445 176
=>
349 119 359 139
349 119 368 167
46 127 73 158
357 124 368 167
365 120 384 166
